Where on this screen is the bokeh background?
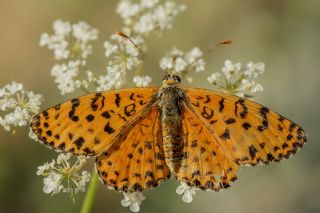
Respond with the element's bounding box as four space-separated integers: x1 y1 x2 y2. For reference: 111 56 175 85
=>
0 0 319 212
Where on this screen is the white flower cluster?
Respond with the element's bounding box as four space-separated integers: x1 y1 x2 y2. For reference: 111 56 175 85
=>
51 60 91 95
160 47 205 82
99 34 142 91
40 20 98 60
98 0 185 91
117 0 186 35
40 20 98 95
121 192 146 212
0 82 43 132
37 153 90 199
207 60 265 98
133 75 152 87
176 182 198 203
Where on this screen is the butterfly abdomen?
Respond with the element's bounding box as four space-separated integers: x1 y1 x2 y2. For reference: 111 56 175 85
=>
159 87 184 172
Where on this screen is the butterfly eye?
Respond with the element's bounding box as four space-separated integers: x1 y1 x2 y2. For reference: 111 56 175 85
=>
162 74 170 81
175 75 181 83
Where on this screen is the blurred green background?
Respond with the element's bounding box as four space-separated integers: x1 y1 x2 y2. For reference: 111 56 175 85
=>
0 0 319 212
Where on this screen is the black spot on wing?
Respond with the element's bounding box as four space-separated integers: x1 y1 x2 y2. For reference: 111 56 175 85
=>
115 94 121 107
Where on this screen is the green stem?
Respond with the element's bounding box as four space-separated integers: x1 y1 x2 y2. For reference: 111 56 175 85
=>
80 168 99 213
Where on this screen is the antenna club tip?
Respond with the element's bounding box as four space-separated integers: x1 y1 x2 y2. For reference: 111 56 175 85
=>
219 39 232 44
117 31 129 39
218 40 233 45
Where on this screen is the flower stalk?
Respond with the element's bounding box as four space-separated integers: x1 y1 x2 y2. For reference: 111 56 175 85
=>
80 168 99 213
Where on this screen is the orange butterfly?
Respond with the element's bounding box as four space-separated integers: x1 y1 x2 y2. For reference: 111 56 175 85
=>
30 74 307 192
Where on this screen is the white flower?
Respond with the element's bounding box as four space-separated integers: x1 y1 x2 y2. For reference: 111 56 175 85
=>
207 73 222 85
104 41 119 57
96 64 126 91
43 171 64 194
222 60 242 80
176 182 198 203
72 21 98 58
117 0 185 35
133 75 152 87
121 192 146 212
159 46 205 74
0 82 43 131
40 20 98 60
57 152 72 164
140 0 159 9
244 62 265 78
151 1 186 32
72 21 98 42
185 47 205 72
53 20 72 36
207 60 265 98
37 153 90 197
29 127 39 141
116 1 141 19
37 161 55 175
51 60 87 95
133 13 155 34
174 57 188 72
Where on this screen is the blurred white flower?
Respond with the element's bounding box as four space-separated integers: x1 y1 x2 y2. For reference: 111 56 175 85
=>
176 182 198 203
51 60 90 95
245 61 265 78
207 73 222 85
222 60 241 78
53 20 72 36
96 64 127 91
40 20 98 60
140 0 159 9
116 1 141 19
207 60 265 98
104 41 119 57
160 46 205 73
116 0 185 35
121 192 146 212
0 82 43 131
37 153 90 197
133 75 152 87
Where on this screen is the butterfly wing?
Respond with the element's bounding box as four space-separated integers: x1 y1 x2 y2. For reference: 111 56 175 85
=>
96 107 171 192
31 88 158 156
175 105 239 191
183 88 307 166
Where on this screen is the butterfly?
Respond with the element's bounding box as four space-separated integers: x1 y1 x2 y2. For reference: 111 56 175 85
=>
30 73 307 192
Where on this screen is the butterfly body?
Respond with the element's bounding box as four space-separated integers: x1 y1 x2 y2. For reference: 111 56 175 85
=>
31 74 307 192
159 83 184 172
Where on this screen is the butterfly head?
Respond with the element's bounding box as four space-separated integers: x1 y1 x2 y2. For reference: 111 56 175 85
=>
162 74 181 87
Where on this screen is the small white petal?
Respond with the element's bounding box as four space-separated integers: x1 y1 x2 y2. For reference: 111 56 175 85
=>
182 190 194 203
176 185 186 195
121 199 132 207
130 202 141 212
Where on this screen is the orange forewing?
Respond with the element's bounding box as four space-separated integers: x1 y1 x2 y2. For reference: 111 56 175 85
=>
184 88 307 166
31 88 157 156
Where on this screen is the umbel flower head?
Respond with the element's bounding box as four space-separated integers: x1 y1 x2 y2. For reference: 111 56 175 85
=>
207 60 265 98
0 82 43 132
37 153 90 201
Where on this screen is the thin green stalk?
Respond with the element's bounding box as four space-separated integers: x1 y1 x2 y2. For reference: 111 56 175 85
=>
80 168 99 213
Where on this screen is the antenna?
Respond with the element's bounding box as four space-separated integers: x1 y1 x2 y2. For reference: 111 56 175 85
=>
179 39 232 73
118 32 232 75
117 32 158 68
